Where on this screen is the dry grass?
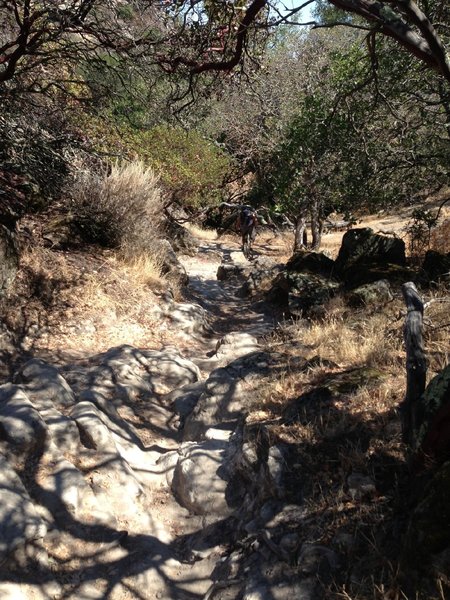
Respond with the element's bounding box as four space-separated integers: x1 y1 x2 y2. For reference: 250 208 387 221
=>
109 252 167 291
1 243 176 361
257 229 293 262
300 313 403 369
69 160 165 257
185 223 218 241
254 285 449 600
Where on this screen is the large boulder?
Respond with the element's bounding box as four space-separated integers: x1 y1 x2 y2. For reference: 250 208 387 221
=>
238 257 284 298
287 273 340 318
164 219 198 255
422 250 450 283
413 364 450 463
159 239 189 285
171 438 234 517
335 228 410 286
267 251 340 317
346 279 393 307
286 251 335 278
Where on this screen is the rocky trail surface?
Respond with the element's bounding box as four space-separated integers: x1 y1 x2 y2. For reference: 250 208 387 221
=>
0 239 312 600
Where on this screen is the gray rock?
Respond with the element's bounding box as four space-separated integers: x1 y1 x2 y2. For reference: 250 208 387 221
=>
280 532 300 553
347 473 376 500
238 258 284 298
171 439 233 517
215 332 260 362
0 384 48 452
40 457 88 513
332 530 355 552
182 367 244 441
404 460 450 564
162 301 211 335
160 239 189 285
267 444 289 498
164 220 198 255
156 450 180 487
243 576 318 600
265 504 307 531
287 251 335 277
287 273 340 318
38 456 114 525
347 279 393 307
141 348 202 391
89 451 145 518
0 453 47 561
164 381 206 419
412 364 450 461
335 228 411 286
335 228 406 272
297 543 340 576
40 406 80 455
183 351 283 441
217 263 245 281
16 359 80 452
71 400 118 452
17 358 75 408
65 345 200 398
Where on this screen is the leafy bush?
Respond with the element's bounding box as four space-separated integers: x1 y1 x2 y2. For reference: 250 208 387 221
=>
73 113 233 211
69 160 164 257
405 207 443 259
133 125 232 210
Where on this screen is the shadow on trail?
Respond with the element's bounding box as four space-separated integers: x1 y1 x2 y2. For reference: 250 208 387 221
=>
2 446 210 599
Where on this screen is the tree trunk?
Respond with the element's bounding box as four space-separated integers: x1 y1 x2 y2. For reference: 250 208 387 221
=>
293 216 307 253
310 202 322 250
401 282 427 447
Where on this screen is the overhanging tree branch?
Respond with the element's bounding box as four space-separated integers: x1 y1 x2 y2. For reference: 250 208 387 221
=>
326 0 450 80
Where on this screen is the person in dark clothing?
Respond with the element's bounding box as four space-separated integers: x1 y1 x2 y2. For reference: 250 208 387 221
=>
236 206 257 258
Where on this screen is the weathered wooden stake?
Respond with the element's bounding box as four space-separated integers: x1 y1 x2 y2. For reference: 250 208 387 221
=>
401 282 427 446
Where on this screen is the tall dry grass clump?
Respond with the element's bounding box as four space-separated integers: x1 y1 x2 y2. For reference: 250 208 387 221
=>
69 160 165 259
300 312 403 369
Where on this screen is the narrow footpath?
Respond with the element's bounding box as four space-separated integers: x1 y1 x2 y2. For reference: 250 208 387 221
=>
0 237 290 600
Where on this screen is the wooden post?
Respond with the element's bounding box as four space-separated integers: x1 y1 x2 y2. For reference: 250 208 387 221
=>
401 282 427 446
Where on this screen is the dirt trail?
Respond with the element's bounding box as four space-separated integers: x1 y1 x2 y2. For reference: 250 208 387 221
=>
179 239 279 349
1 237 283 600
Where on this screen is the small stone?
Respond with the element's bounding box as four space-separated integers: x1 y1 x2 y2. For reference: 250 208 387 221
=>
280 532 300 552
347 473 376 500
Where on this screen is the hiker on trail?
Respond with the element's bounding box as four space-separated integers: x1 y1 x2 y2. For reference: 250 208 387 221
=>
236 205 257 258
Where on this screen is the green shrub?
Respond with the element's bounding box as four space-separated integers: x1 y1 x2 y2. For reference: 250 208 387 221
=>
73 113 232 212
69 160 164 257
132 125 232 210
